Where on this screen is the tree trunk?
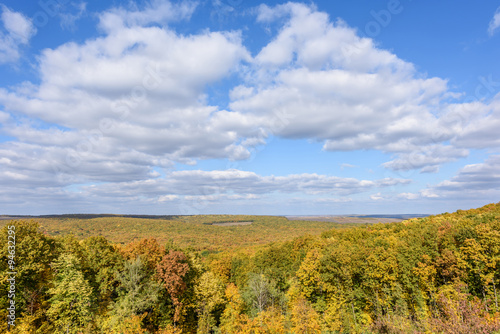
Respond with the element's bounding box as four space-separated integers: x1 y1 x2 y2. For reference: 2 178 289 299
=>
493 276 499 310
351 301 357 325
482 287 489 312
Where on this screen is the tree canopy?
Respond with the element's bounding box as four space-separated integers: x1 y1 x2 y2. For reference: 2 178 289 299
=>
2 202 500 333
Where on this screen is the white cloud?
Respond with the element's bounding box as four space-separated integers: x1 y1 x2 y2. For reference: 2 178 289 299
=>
98 0 197 32
0 134 169 188
0 14 253 164
1 5 36 43
183 193 259 202
340 163 357 170
229 3 469 172
451 93 500 149
0 5 36 63
59 2 87 31
433 155 500 192
414 155 500 204
80 169 409 199
0 110 9 122
382 145 469 172
254 3 414 73
158 194 179 202
0 160 411 213
370 192 384 201
315 197 352 203
420 189 439 199
488 7 500 36
397 192 419 200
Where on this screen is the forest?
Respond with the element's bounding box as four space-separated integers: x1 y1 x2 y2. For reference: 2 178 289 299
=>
1 203 500 333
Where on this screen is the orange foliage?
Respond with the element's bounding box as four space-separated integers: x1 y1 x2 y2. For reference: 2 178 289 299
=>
156 250 190 324
121 237 164 271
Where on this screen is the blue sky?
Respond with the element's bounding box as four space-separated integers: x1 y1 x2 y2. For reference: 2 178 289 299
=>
0 0 499 215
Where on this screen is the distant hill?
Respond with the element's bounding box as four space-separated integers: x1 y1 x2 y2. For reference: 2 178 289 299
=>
347 214 429 219
286 213 428 223
1 214 180 220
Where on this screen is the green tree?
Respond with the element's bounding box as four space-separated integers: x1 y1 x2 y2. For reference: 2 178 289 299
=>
81 236 123 311
47 253 94 333
0 220 57 332
242 273 285 317
106 256 160 332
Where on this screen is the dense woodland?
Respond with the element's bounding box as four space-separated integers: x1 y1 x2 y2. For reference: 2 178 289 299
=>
13 215 367 251
2 203 500 333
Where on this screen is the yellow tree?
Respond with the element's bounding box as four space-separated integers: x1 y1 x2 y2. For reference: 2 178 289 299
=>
413 254 437 315
122 238 164 274
290 298 321 334
0 220 57 323
253 306 286 334
157 324 183 334
322 296 346 333
195 271 225 334
296 248 322 301
475 223 500 310
208 252 232 283
220 283 247 334
459 238 491 306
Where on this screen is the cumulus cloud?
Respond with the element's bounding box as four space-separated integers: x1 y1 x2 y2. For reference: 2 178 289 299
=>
488 7 500 36
0 1 261 215
158 194 179 202
0 5 36 63
0 6 253 167
1 1 491 189
451 93 500 149
229 2 473 173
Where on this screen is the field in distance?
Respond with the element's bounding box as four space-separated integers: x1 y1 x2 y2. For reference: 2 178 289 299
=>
0 213 421 251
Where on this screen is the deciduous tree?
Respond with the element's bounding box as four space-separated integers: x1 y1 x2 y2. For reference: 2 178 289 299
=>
195 271 225 334
157 250 190 325
47 253 94 334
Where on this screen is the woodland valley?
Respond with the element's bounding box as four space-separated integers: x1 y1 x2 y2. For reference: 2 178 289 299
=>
1 203 500 333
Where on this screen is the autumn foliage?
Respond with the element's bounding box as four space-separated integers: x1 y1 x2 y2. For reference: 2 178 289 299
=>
1 202 500 333
156 250 190 324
